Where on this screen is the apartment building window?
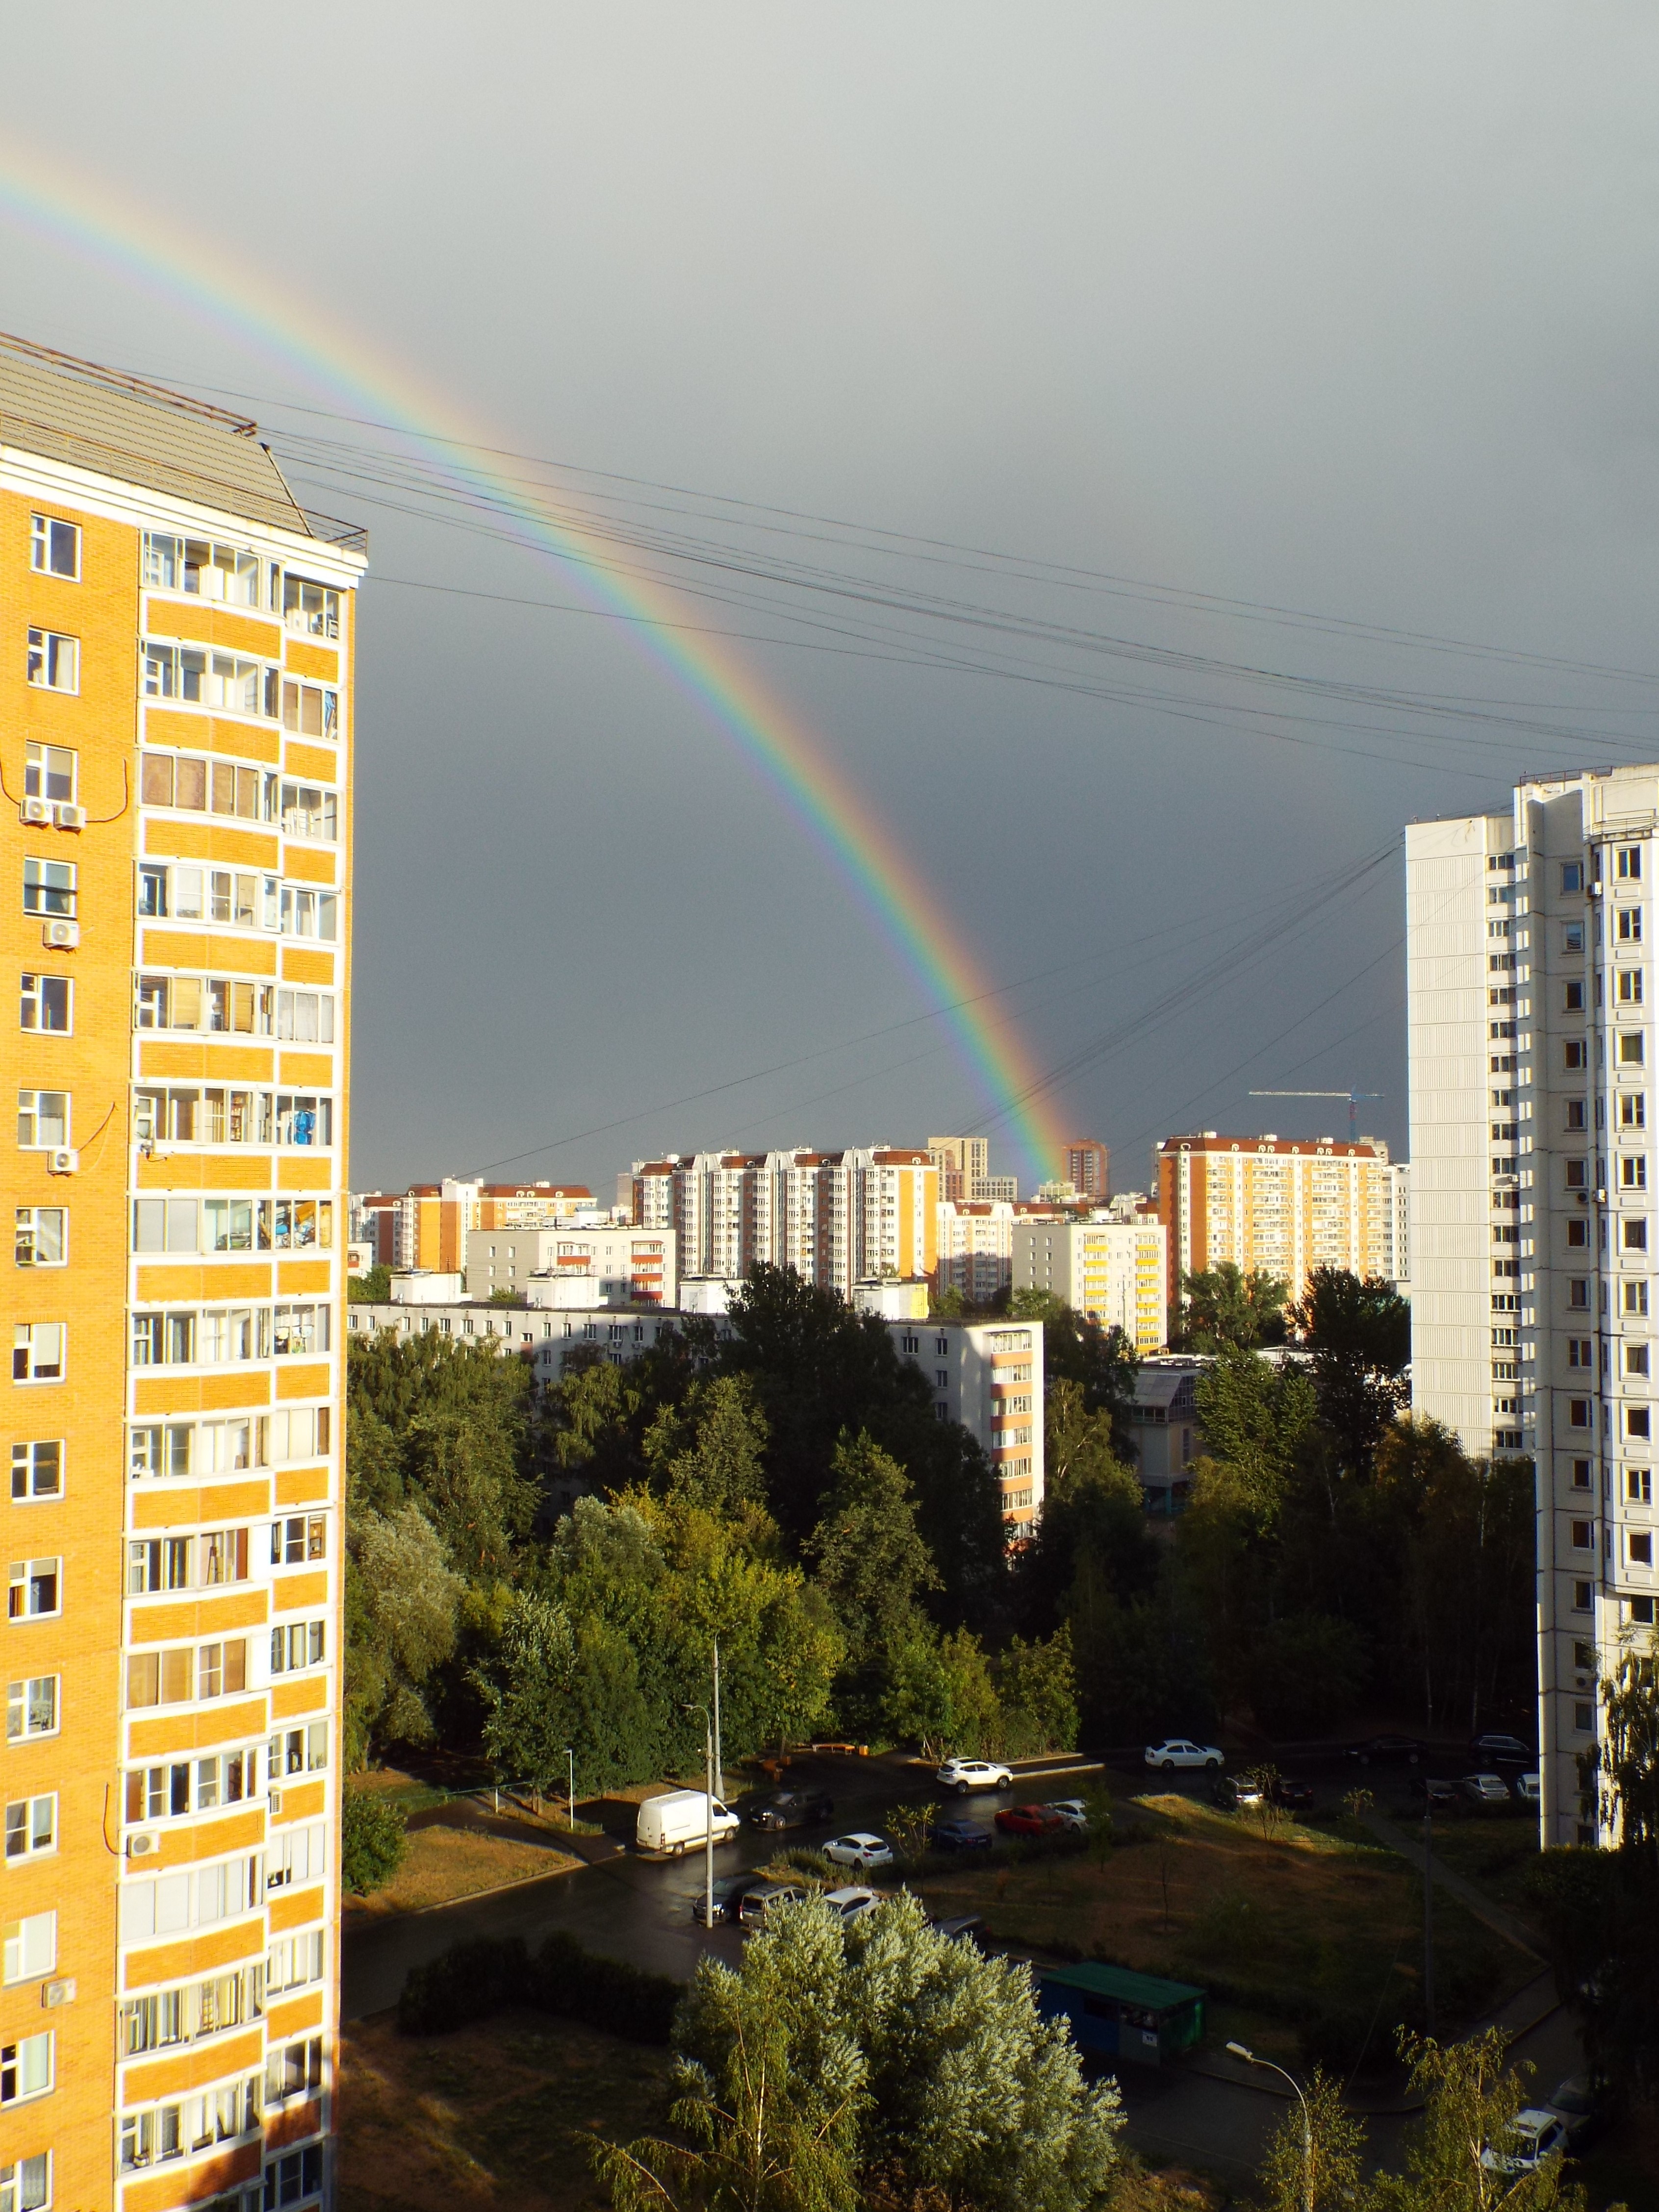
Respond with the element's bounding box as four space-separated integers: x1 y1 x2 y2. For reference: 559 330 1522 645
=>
1569 1400 1592 1429
11 1328 62 1384
1624 1157 1650 1190
128 1538 192 1594
139 751 271 821
140 863 278 928
25 630 77 694
0 2036 51 2108
273 1305 329 1357
1568 1338 1593 1367
275 1094 332 1147
280 780 337 840
125 1748 259 1822
1574 1580 1595 1609
1635 1597 1658 1624
279 886 338 940
280 679 338 739
20 861 74 922
1629 1344 1651 1376
268 1408 330 1464
264 2034 323 2106
275 991 335 1044
1630 1468 1653 1504
1629 1409 1652 1440
1563 861 1585 892
5 1680 55 1741
8 1446 58 1503
1 1914 54 1986
1566 1100 1587 1131
264 2146 325 2205
142 532 260 603
1619 970 1645 1005
269 1723 329 1776
264 1821 328 1893
1562 921 1585 952
15 1094 67 1151
1569 1279 1590 1308
282 573 340 637
1565 981 1585 1012
267 1931 326 1993
5 1563 57 1622
2 1798 52 1861
1566 1161 1588 1192
120 2074 261 2169
19 977 69 1034
1565 1040 1588 1070
1618 846 1644 880
270 1621 325 1674
1571 1458 1593 1489
136 975 272 1037
1619 906 1644 942
1633 1533 1655 1566
271 1515 328 1565
142 641 276 717
30 514 78 578
1623 1094 1648 1128
1622 1034 1646 1066
1571 1519 1595 1549
1626 1221 1649 1252
12 1213 63 1271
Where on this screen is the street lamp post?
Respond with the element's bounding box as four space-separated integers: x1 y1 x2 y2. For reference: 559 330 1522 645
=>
1226 2042 1313 2212
712 1639 724 1802
685 1700 715 1933
566 1746 576 1829
1422 1799 1435 2035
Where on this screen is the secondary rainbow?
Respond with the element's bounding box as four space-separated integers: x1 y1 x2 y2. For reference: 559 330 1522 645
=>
0 137 1067 1182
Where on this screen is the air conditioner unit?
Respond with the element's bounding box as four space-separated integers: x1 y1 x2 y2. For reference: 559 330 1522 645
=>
52 803 85 831
19 798 51 827
126 1832 159 1860
42 920 78 951
40 1978 76 2009
46 1149 78 1177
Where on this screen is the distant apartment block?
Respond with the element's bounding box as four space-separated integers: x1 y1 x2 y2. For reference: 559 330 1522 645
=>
1154 1131 1395 1317
1063 1138 1110 1203
348 1301 1045 1526
1407 768 1659 1846
936 1199 1017 1303
626 1147 938 1297
1012 1216 1169 1353
465 1222 675 1307
355 1179 593 1270
927 1135 989 1203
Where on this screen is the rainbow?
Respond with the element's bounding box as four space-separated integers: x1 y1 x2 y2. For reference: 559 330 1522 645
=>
0 136 1067 1182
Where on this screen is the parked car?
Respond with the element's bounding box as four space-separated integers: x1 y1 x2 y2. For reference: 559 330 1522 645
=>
935 1758 1014 1795
934 1913 990 1949
1044 1799 1090 1831
1469 1733 1533 1767
749 1788 835 1833
1144 1738 1223 1772
1516 1772 1541 1808
636 1790 741 1856
824 1831 895 1872
927 1816 993 1854
1270 1777 1315 1811
737 1881 806 1930
1343 1733 1423 1767
1544 2074 1611 2153
995 1803 1067 1838
822 1885 882 1926
1210 1774 1241 1811
1410 1776 1462 1811
1480 2109 1569 2174
692 1872 773 1926
1460 1772 1511 1808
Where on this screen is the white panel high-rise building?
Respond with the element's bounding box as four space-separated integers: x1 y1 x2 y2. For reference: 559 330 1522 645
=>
1407 770 1659 1847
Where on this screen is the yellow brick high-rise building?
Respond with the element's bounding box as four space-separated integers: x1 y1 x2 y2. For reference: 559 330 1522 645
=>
1 332 362 2212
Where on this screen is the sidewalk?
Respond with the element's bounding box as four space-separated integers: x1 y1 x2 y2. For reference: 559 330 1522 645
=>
1358 1809 1544 1960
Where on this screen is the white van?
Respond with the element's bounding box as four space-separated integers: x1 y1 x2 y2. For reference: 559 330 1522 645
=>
636 1790 741 1856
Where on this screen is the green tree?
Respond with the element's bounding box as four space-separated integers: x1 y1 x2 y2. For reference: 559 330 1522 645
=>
472 1588 579 1787
997 1625 1080 1755
646 1374 771 1519
348 1261 391 1304
1291 1267 1410 1480
1009 1289 1140 1454
1255 2066 1366 2212
1372 2027 1591 2211
604 1894 1124 2212
403 1407 538 1578
1174 1261 1288 1352
341 1785 408 1893
1016 1378 1157 1640
1192 1348 1318 1521
346 1502 464 1761
807 1433 939 1651
1246 1613 1368 1737
1571 1625 1659 2095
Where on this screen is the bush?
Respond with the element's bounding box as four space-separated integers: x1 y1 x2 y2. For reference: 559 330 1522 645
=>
397 1929 678 2043
341 1786 408 1894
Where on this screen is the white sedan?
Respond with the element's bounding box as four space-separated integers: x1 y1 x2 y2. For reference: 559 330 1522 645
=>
1044 1799 1090 1831
1144 1738 1224 1772
935 1758 1014 1795
822 1885 883 1925
823 1832 894 1872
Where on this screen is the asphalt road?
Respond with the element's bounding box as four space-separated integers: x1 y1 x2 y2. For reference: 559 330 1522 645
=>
342 1748 1580 2191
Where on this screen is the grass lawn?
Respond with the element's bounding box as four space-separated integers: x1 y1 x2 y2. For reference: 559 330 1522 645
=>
911 1793 1536 2072
345 1824 580 1921
1414 1810 1542 1922
338 2009 673 2212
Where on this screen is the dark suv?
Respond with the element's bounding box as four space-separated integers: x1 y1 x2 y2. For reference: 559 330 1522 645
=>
749 1788 835 1833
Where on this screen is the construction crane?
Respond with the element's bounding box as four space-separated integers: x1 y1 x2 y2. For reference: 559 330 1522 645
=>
1249 1088 1383 1144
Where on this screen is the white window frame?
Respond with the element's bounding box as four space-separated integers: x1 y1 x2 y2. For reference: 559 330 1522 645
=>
5 1562 58 1623
12 1211 65 1270
8 1444 60 1505
0 2032 52 2109
23 743 74 807
21 859 75 921
4 1679 57 1743
0 2150 51 2212
1 1912 54 1986
11 1327 63 1385
15 1093 68 1150
29 514 79 580
19 975 71 1035
2 1794 55 1863
24 630 77 694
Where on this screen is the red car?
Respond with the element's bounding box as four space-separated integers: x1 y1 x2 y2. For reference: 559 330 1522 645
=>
994 1804 1066 1838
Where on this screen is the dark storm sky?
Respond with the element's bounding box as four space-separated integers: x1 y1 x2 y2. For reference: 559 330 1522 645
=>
4 6 1658 1193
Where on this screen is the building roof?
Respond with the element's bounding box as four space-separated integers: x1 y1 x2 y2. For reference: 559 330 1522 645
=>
0 328 363 547
1040 1961 1206 2011
1156 1132 1386 1160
